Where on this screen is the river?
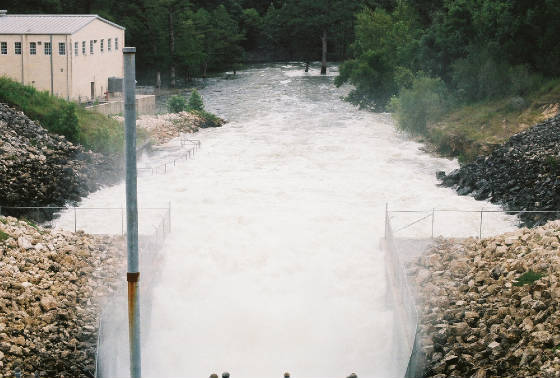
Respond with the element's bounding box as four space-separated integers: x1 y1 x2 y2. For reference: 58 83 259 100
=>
55 63 516 378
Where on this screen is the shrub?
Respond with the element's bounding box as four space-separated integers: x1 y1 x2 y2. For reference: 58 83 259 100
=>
192 110 223 128
513 270 544 286
167 95 187 113
187 89 204 112
390 74 449 135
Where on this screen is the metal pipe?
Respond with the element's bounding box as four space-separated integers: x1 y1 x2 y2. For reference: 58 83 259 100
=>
124 46 141 378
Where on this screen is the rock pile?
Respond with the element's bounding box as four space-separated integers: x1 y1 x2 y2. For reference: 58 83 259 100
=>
0 103 120 220
0 216 124 377
409 221 560 378
437 115 560 226
114 111 224 145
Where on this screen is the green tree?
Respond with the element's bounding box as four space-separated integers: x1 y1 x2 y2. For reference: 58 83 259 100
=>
336 3 420 110
187 89 204 112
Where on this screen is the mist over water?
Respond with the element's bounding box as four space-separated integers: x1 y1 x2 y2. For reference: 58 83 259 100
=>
56 63 516 378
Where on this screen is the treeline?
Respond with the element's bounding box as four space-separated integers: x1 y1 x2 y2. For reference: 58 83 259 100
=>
6 0 381 85
336 0 560 134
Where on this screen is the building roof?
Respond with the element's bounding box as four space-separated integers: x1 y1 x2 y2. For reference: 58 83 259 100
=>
0 14 125 35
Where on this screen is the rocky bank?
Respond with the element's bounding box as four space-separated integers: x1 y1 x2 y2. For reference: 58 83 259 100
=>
437 114 560 226
0 103 120 220
409 221 560 378
114 111 225 145
0 216 124 377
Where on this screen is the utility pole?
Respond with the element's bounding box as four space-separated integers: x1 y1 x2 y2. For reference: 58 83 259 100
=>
123 46 141 378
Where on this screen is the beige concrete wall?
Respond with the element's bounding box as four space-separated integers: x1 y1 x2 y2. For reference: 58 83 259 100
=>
0 18 124 101
85 95 156 116
0 34 71 98
71 19 125 102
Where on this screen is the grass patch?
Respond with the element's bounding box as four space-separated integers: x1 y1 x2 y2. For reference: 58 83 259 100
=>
513 270 544 286
0 76 126 155
425 78 560 162
23 218 39 230
0 230 10 242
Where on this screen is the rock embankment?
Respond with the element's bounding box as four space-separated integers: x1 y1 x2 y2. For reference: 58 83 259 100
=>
0 103 120 220
409 221 560 378
437 115 560 226
0 216 124 377
114 111 224 145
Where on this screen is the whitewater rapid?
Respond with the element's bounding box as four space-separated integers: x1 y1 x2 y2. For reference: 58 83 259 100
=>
55 63 515 378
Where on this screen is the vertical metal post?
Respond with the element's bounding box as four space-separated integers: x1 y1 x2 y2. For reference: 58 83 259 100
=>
479 209 483 239
384 202 388 240
74 207 77 232
431 208 435 239
124 46 141 378
121 207 124 236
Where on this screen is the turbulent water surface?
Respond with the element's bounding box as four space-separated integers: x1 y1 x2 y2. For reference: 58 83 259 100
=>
56 63 516 378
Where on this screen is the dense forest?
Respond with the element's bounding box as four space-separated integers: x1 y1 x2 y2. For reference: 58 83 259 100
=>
4 0 560 123
335 0 560 134
3 0 377 85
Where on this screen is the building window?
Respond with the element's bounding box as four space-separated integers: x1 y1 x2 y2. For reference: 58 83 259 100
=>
115 37 119 50
90 40 94 54
30 42 36 55
74 41 78 56
14 42 21 55
1 42 6 55
44 42 51 55
100 39 104 52
82 41 86 55
108 38 112 51
59 42 66 55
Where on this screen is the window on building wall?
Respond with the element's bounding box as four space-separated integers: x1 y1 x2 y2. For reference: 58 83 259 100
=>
115 37 119 50
14 42 21 55
100 39 104 52
30 42 36 55
90 40 94 54
82 41 86 55
59 42 66 55
0 42 6 55
44 42 51 55
108 38 112 51
74 42 78 56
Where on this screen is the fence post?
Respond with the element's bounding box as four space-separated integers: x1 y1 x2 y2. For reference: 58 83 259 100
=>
431 208 435 239
384 202 388 240
74 207 77 232
124 46 142 378
121 207 124 236
168 201 171 233
479 208 483 239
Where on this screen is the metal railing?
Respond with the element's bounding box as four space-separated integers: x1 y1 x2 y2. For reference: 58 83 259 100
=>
388 208 560 239
0 205 170 235
137 136 201 176
383 204 559 378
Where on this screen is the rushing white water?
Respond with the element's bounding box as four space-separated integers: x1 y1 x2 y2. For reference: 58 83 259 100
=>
56 63 516 378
